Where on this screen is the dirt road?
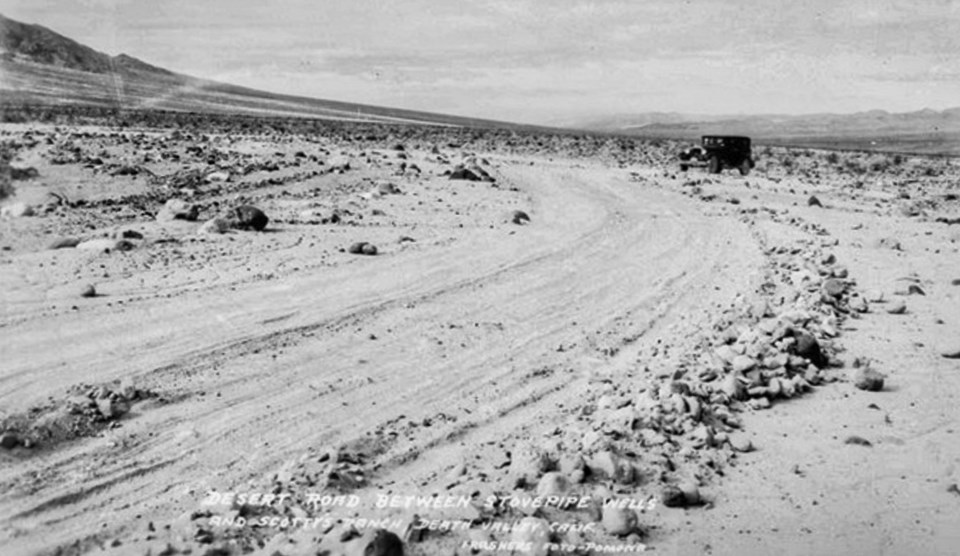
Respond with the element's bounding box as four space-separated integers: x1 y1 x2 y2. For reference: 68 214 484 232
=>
0 156 762 554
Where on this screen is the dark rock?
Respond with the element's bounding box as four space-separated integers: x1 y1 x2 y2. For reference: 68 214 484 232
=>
807 195 823 207
660 484 700 508
230 205 268 231
49 237 80 249
0 432 21 449
511 210 531 225
844 435 872 447
853 367 885 391
792 331 828 368
80 284 97 298
940 345 960 359
351 528 404 556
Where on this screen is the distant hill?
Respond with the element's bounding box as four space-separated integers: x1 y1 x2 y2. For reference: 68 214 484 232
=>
576 109 960 156
0 13 544 130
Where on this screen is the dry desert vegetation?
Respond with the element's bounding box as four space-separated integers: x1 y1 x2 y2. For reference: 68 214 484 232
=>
1 116 960 556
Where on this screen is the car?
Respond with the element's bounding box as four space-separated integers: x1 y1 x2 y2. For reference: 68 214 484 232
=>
678 135 755 175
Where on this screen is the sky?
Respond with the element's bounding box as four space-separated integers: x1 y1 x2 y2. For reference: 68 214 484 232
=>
3 0 960 125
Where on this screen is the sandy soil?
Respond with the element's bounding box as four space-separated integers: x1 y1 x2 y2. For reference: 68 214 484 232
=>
1 124 959 556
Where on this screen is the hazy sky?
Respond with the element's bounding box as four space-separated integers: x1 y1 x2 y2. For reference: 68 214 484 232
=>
4 0 960 124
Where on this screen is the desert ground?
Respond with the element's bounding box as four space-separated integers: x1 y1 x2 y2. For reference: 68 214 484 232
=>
1 121 959 556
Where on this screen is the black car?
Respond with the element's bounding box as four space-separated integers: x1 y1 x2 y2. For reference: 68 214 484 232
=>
678 135 755 175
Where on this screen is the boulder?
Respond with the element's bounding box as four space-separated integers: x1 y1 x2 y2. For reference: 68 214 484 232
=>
853 368 885 391
229 205 268 231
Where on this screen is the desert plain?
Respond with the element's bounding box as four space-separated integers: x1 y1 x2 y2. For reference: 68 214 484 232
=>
1 118 960 556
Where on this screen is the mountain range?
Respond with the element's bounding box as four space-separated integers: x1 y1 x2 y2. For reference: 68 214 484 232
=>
0 13 538 129
1 13 958 154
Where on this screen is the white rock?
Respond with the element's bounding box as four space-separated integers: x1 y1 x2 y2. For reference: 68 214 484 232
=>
601 506 637 536
1 202 34 218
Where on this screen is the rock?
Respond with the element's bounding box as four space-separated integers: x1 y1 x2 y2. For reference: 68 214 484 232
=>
510 518 550 556
448 165 493 182
229 205 268 231
807 195 823 207
536 472 570 497
156 199 198 221
118 229 144 240
719 373 745 400
589 451 634 484
205 171 230 182
0 432 21 450
10 166 39 180
49 237 81 249
848 295 868 313
1 202 34 218
511 210 531 225
376 182 401 195
198 217 232 235
345 528 404 556
822 278 846 297
907 284 925 296
865 290 885 303
731 355 756 373
941 346 960 359
362 243 378 256
510 449 554 485
601 506 637 536
792 331 827 368
348 242 368 254
76 238 133 253
96 397 116 419
853 368 885 391
558 454 586 475
728 433 754 453
80 284 97 298
660 483 700 508
886 300 907 314
844 435 872 447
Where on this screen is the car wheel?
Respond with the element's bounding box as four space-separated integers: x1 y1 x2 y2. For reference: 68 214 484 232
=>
708 156 721 174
